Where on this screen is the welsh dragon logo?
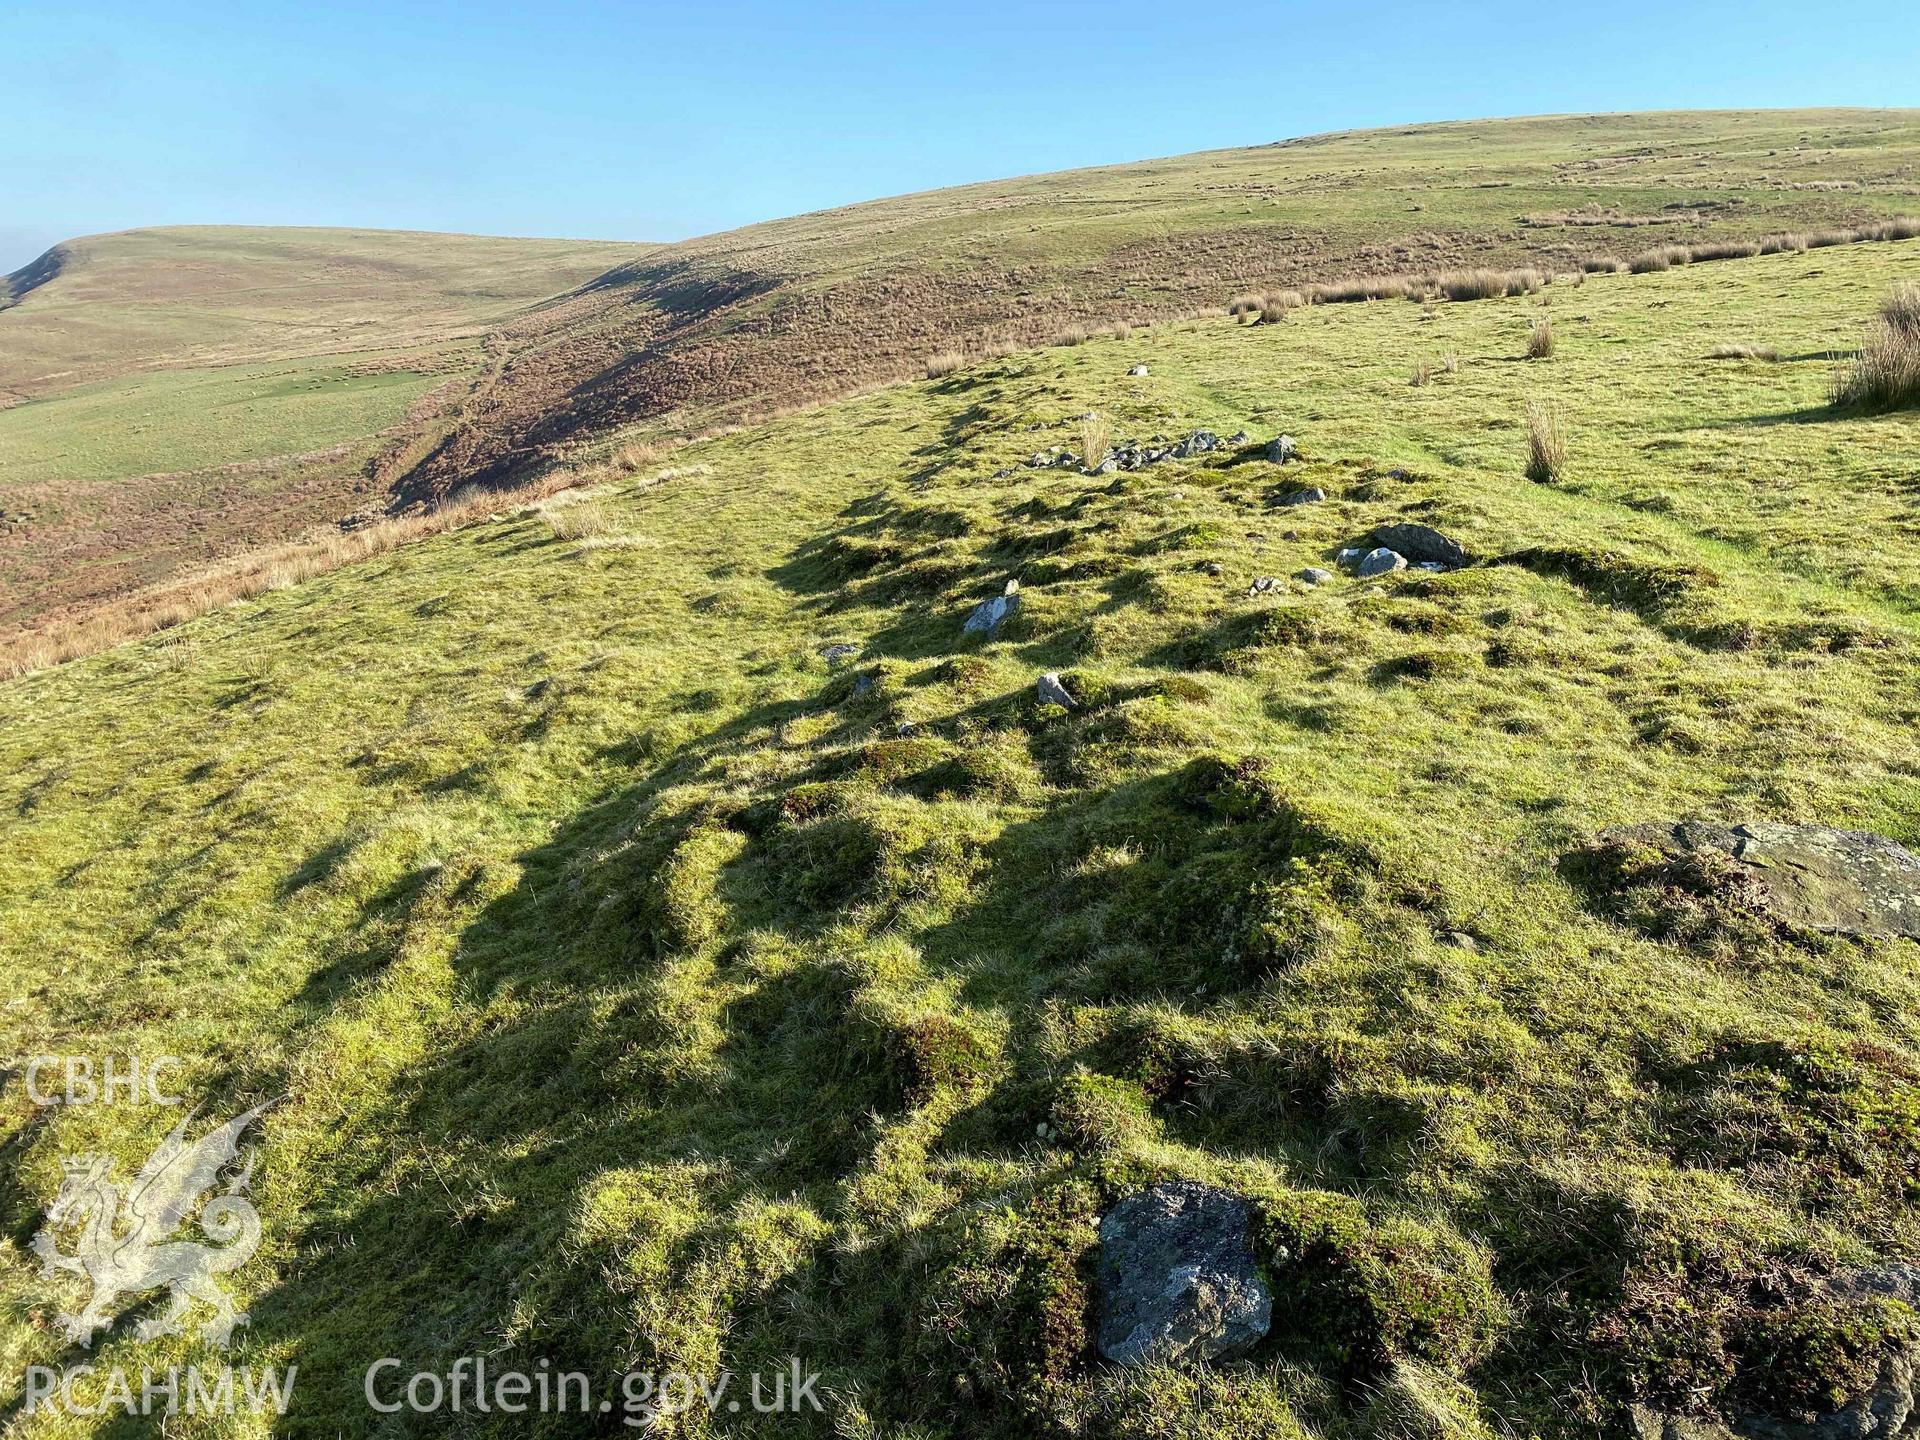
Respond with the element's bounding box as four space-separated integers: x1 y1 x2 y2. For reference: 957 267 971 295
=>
33 1101 274 1348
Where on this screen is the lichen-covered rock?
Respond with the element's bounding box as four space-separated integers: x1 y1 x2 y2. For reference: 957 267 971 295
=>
1037 672 1076 709
1372 522 1470 568
1268 435 1297 464
1096 1181 1272 1366
1357 547 1408 578
963 580 1022 636
1593 822 1920 939
1298 567 1335 585
1273 487 1327 507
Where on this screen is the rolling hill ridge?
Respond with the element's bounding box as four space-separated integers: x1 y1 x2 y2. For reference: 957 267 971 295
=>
3 109 1919 647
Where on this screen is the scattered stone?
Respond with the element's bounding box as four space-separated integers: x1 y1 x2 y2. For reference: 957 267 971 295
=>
850 674 875 698
963 580 1022 636
1227 431 1250 446
1267 435 1297 464
1128 364 1150 377
1336 547 1364 567
1593 822 1920 939
991 467 1013 480
1247 576 1281 596
1171 491 1186 501
1244 530 1267 541
1173 430 1222 458
1386 467 1411 480
1371 522 1470 568
1037 672 1076 709
1026 452 1049 468
1439 930 1480 952
1095 457 1120 475
819 643 860 663
1271 487 1326 508
1204 562 1225 577
1096 1181 1273 1367
1356 548 1408 578
1298 567 1335 585
1415 561 1448 572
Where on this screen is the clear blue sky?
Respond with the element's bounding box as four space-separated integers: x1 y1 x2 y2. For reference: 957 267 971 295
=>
7 0 1917 272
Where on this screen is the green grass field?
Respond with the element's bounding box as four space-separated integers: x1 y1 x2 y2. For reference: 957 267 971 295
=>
4 229 1919 1435
0 350 462 490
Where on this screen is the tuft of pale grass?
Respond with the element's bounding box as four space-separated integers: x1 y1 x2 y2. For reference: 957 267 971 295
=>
1832 282 1920 412
1690 239 1761 262
1259 290 1303 324
1707 343 1781 362
543 495 618 541
1079 412 1112 470
924 350 965 379
1883 281 1920 338
1525 399 1566 483
1526 315 1555 359
1436 268 1544 302
1052 323 1091 348
1308 274 1414 304
1629 245 1689 273
1410 360 1434 387
1442 351 1460 374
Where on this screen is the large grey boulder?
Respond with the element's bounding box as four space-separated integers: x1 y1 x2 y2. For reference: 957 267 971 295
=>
1268 435 1297 464
1371 522 1469 568
1598 822 1920 939
1097 1181 1272 1367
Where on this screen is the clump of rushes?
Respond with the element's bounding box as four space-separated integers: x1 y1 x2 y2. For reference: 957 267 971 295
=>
1833 281 1920 412
1526 315 1555 359
1525 399 1566 482
924 350 964 379
1079 412 1112 471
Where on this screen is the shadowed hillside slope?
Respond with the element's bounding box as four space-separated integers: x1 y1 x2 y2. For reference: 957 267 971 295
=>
398 108 1920 496
4 231 1920 1436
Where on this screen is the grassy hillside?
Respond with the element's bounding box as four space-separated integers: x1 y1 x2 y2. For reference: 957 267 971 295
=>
3 229 1919 1435
0 228 641 632
5 112 1918 646
399 108 1920 494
